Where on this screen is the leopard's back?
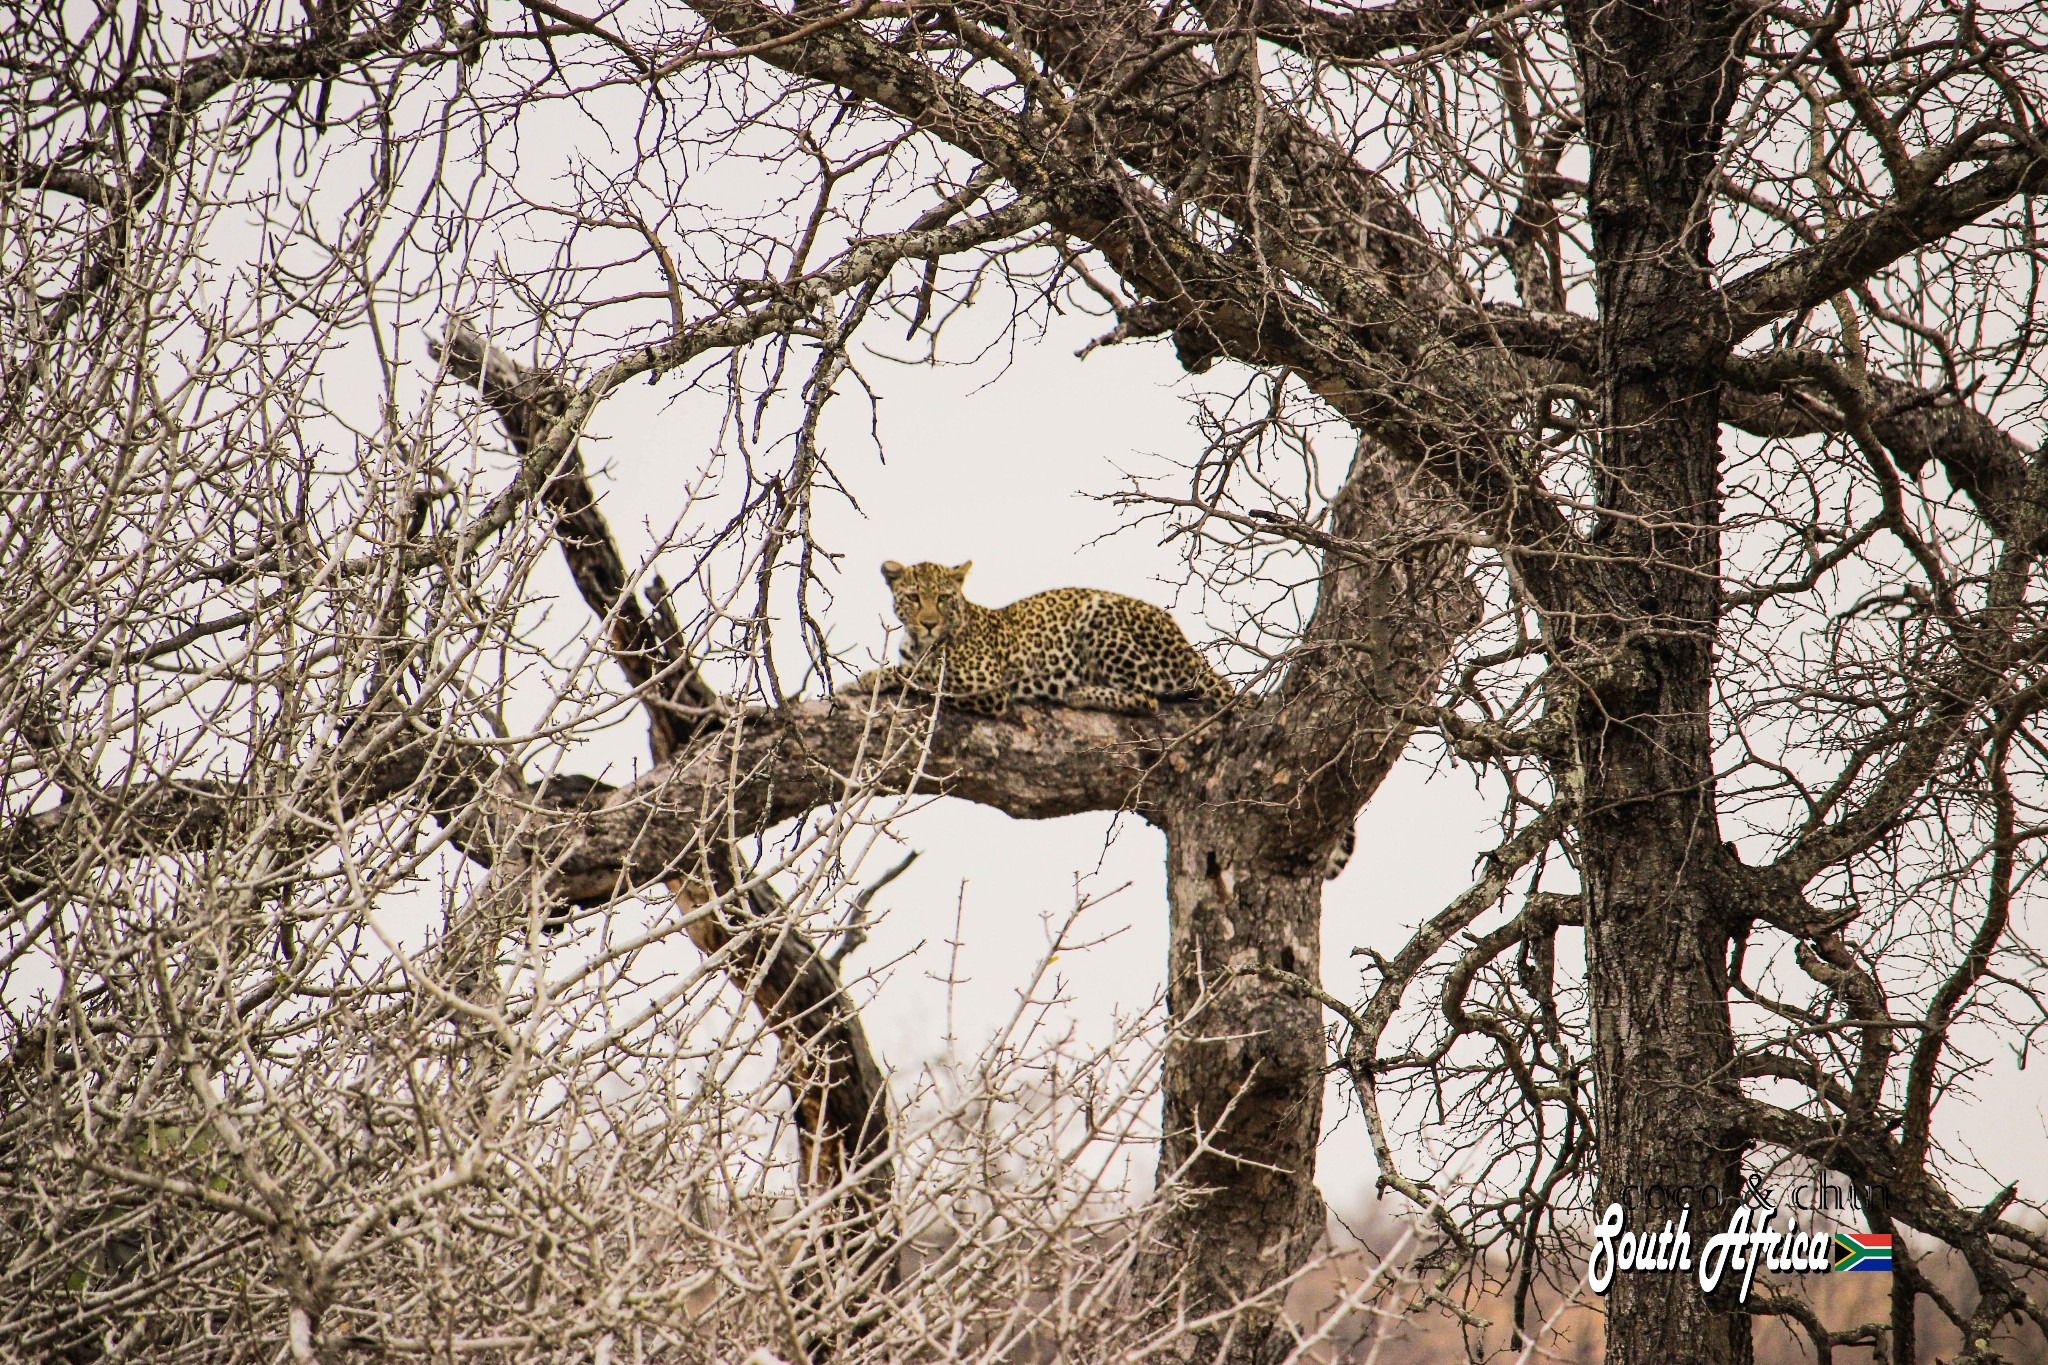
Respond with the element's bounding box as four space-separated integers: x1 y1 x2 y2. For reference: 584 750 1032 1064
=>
865 561 1231 715
981 586 1232 711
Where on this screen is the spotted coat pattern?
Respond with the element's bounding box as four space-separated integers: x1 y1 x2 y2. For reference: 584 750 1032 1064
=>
845 560 1233 717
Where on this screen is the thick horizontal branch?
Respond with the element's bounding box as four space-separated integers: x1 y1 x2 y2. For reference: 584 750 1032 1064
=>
545 697 1190 902
9 161 120 210
1241 0 1536 62
1 713 494 900
1 687 1212 904
1721 145 2048 342
2 693 1192 953
1435 303 1596 371
1723 349 2048 548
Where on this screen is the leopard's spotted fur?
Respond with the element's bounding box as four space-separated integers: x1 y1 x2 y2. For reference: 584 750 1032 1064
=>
843 560 1232 717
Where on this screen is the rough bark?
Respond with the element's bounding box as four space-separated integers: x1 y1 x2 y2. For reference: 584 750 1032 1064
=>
1153 803 1329 1358
1562 1 1751 1359
1139 449 1476 1356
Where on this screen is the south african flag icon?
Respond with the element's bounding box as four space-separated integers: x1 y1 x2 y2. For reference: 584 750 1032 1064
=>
1832 1232 1894 1272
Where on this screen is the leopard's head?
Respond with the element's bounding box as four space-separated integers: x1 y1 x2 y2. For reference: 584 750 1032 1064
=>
881 560 973 651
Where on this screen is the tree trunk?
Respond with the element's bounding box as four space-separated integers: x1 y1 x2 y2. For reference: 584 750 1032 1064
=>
1150 799 1328 1363
1579 713 1753 1365
1136 449 1476 1363
1565 1 1750 1361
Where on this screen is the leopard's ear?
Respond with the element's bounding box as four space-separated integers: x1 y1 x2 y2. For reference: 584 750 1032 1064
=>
881 560 906 583
950 560 973 584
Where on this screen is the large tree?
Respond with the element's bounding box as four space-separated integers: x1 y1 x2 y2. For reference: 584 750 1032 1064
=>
5 0 2048 1362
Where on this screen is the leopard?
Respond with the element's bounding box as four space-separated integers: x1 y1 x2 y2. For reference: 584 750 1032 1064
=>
841 560 1233 717
840 560 1355 879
